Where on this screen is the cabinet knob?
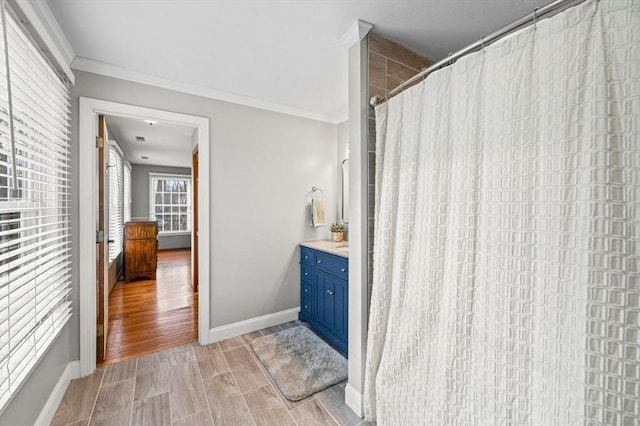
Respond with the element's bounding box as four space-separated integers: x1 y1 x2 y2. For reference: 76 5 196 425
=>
327 290 334 295
304 272 308 276
317 260 323 264
304 288 309 293
304 305 309 309
341 268 346 272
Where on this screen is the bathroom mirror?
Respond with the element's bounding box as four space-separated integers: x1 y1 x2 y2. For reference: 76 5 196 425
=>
341 159 349 224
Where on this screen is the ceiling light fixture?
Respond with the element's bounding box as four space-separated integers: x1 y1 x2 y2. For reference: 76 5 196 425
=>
136 136 146 142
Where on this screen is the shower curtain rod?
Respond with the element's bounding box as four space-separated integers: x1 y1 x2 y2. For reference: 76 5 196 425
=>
370 0 587 107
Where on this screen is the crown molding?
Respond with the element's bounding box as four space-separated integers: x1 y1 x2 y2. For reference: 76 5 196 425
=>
338 19 374 50
12 0 75 83
72 56 342 124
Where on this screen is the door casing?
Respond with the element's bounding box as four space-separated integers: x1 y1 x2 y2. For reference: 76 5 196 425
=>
191 147 199 292
79 98 210 376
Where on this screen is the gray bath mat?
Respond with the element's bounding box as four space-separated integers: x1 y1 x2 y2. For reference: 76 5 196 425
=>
250 326 347 401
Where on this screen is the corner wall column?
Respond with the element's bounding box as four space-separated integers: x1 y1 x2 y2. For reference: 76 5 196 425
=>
341 19 372 417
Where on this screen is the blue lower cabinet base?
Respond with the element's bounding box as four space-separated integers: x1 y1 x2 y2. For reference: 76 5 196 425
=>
299 245 348 356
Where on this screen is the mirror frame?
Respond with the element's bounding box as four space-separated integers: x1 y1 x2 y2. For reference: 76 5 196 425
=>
341 158 349 224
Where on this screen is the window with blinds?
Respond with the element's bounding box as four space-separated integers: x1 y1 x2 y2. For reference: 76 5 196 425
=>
0 2 71 411
124 163 131 224
108 144 124 261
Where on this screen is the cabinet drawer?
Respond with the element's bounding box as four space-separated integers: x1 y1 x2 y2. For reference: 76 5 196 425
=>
314 251 348 278
301 298 313 316
301 264 314 283
301 247 314 266
302 281 313 299
301 281 313 317
124 222 158 239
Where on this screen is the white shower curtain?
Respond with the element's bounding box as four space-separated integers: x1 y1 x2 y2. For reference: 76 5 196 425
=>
364 0 639 424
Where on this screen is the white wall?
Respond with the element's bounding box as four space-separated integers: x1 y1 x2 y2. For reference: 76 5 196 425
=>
70 70 338 334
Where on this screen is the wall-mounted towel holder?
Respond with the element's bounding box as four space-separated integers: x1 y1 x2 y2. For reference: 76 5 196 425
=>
311 186 323 200
309 186 326 227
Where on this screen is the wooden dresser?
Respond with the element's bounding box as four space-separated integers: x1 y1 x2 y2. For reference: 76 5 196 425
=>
124 221 158 282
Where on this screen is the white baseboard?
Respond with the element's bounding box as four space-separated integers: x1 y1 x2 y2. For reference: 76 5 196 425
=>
209 307 300 343
35 360 80 426
345 383 364 418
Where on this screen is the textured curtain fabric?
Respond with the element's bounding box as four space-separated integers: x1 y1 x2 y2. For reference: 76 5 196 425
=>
364 1 640 424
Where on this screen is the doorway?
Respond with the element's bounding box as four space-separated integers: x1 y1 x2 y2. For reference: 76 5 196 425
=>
79 98 210 376
99 113 199 363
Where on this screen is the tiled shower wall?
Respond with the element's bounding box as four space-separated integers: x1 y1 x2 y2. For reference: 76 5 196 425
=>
366 32 432 308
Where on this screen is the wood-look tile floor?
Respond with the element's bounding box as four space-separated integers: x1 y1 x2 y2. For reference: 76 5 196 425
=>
52 321 374 426
105 249 198 364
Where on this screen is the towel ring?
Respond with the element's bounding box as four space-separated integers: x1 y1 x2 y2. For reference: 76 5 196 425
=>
311 186 323 199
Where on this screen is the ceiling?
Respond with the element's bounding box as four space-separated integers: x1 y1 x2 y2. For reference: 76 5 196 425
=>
106 115 195 168
47 0 554 123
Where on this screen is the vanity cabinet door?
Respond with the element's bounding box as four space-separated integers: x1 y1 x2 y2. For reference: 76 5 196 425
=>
315 270 348 352
316 270 337 331
333 278 348 344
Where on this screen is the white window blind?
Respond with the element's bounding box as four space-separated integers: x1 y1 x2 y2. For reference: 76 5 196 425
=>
108 145 124 261
0 1 71 412
149 174 191 234
123 163 131 224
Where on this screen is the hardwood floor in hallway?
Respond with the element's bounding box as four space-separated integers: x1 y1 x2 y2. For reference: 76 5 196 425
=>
105 249 198 364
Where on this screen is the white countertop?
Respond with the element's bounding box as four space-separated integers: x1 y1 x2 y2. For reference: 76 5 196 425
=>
300 240 349 258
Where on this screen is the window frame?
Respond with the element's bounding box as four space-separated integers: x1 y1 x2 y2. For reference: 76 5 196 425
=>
148 172 192 235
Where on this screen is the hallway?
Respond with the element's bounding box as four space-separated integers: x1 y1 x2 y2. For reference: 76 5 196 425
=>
105 249 198 364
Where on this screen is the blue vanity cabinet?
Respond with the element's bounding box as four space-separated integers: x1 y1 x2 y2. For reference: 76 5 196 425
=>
299 245 348 355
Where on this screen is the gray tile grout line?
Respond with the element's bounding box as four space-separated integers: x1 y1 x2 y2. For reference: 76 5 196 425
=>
167 347 184 426
313 394 342 426
86 364 107 425
168 346 197 424
193 344 217 426
131 346 194 425
126 358 138 426
223 346 258 426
